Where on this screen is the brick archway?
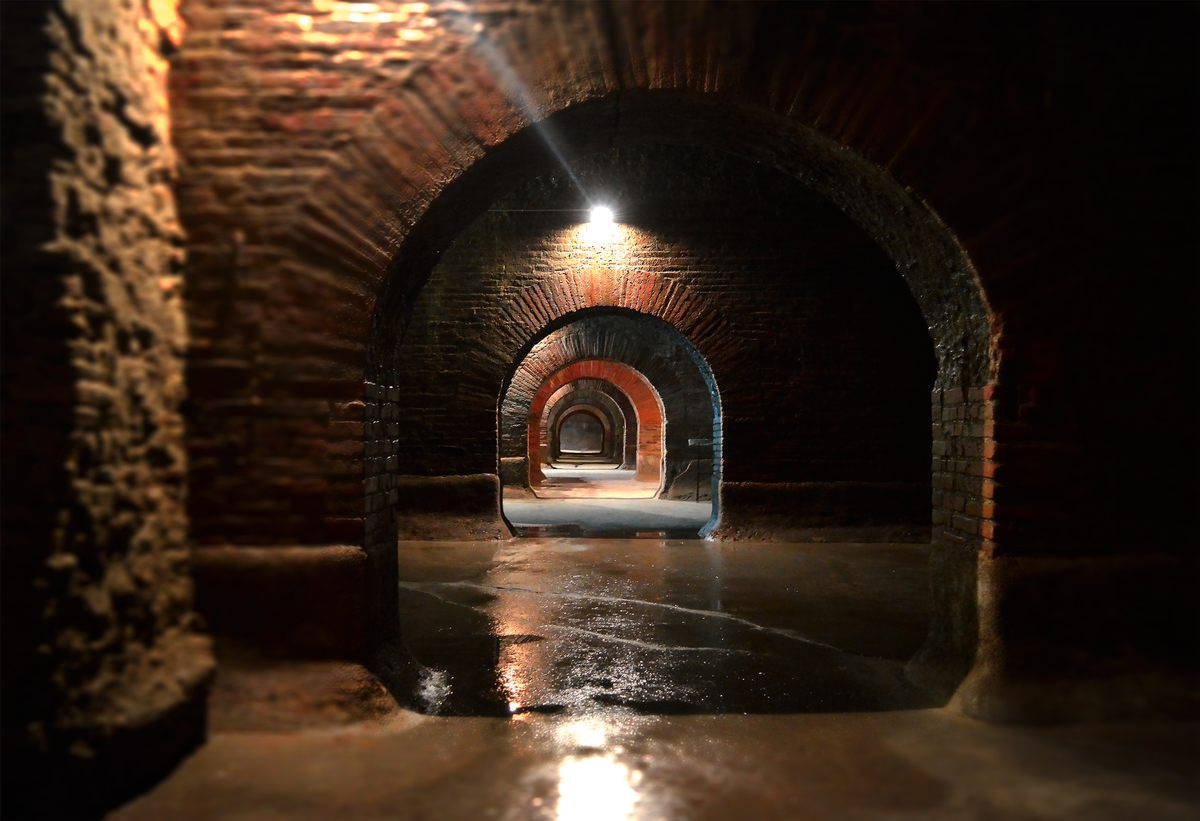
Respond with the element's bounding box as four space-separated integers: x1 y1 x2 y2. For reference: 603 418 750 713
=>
528 359 664 491
546 385 630 467
246 43 993 706
160 0 1200 730
352 94 987 704
552 405 612 461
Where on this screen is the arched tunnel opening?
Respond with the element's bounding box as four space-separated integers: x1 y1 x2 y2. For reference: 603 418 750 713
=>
554 407 608 458
499 311 722 538
6 3 1197 815
383 138 941 715
552 397 623 465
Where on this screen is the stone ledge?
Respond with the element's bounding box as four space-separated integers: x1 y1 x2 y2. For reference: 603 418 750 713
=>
713 481 930 542
192 545 368 660
954 552 1200 723
392 474 510 540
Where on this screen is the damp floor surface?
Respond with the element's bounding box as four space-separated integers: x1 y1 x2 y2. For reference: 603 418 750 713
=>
396 538 931 716
526 467 663 500
114 708 1200 820
502 498 713 536
113 539 1200 820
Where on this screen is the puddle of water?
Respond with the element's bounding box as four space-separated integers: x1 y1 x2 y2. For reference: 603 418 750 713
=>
416 667 451 713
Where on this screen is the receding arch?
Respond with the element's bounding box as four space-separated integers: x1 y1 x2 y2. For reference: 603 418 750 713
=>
547 386 629 466
528 359 663 489
548 381 637 469
553 405 612 459
352 90 990 704
500 308 723 510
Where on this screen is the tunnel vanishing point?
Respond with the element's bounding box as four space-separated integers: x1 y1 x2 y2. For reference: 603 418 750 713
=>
2 1 1198 817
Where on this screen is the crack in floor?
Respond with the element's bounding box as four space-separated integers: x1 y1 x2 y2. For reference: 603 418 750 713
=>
545 623 757 655
402 579 843 652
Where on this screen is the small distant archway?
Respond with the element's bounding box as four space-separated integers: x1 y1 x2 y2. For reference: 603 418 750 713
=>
528 358 664 490
499 309 723 536
355 90 988 704
545 381 636 469
554 405 611 460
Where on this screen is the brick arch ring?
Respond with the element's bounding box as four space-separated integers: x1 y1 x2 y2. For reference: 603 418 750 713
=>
306 82 998 705
545 381 636 469
546 388 626 466
528 359 664 491
551 404 615 462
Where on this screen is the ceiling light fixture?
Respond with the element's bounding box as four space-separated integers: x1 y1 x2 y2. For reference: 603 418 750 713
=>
589 205 614 225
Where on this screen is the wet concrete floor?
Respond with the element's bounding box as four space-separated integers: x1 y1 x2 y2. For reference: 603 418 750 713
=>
116 703 1200 820
527 467 661 500
502 498 713 537
397 538 934 717
113 539 1200 819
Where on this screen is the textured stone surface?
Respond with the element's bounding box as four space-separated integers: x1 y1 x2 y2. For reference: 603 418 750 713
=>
0 0 212 814
206 649 399 733
953 552 1200 723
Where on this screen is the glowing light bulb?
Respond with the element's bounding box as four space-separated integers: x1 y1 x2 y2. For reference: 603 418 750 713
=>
589 205 614 225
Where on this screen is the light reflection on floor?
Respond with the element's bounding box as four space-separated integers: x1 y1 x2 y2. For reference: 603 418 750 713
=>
555 750 641 821
397 538 935 717
503 497 713 537
116 532 1200 818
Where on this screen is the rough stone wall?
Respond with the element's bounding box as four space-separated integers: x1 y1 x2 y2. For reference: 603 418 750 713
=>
1 0 213 813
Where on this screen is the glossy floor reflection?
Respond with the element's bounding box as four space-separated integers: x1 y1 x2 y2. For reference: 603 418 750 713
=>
397 538 935 716
502 498 712 537
531 467 661 499
116 706 1200 820
115 540 1200 819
